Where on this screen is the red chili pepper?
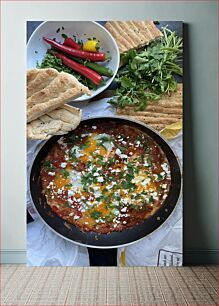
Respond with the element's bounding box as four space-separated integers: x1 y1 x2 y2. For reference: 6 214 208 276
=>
51 51 103 85
63 37 81 50
43 37 107 62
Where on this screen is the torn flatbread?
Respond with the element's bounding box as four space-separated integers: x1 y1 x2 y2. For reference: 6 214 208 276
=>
27 68 90 123
27 104 82 140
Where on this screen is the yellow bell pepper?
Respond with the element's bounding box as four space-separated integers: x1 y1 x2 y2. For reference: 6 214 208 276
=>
83 40 100 52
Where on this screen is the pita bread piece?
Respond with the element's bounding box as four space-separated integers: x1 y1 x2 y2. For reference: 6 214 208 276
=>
27 104 82 140
27 68 90 123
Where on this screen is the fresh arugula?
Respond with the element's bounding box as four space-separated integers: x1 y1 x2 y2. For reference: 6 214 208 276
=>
109 27 183 110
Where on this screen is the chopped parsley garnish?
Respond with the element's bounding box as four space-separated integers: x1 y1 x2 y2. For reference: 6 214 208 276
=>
112 194 121 201
69 151 78 161
121 180 136 191
60 169 69 178
148 196 154 204
43 160 54 171
67 135 78 144
156 173 165 181
65 183 73 188
114 143 127 153
90 210 102 219
125 173 134 182
79 141 90 149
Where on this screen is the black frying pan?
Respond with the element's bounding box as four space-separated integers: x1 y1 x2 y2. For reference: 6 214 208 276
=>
30 116 182 248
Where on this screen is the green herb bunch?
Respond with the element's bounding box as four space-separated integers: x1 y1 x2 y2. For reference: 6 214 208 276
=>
109 27 183 110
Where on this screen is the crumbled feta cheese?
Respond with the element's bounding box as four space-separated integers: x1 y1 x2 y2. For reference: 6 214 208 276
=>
151 191 158 200
115 148 121 156
97 176 104 182
74 215 80 220
68 190 74 197
111 169 121 173
60 162 67 168
57 189 62 195
92 126 97 129
121 154 128 159
123 221 127 224
75 149 84 158
161 163 170 173
121 207 127 213
142 178 151 186
48 172 55 176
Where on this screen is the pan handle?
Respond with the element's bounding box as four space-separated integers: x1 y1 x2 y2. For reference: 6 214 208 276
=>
88 248 117 266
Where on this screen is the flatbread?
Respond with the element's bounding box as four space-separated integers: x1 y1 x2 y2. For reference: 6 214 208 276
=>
116 83 183 131
27 104 82 140
27 68 90 123
105 21 162 53
27 68 59 98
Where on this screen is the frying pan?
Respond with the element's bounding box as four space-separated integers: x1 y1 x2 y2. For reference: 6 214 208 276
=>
30 116 182 248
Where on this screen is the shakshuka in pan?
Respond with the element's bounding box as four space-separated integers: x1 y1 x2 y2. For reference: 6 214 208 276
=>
40 121 171 233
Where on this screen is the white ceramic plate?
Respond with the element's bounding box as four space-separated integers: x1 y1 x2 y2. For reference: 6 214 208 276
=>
27 21 120 102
